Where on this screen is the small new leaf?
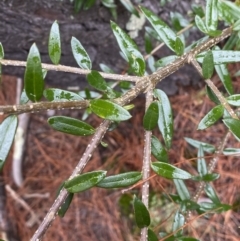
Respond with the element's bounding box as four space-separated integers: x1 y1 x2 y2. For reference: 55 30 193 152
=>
184 137 215 153
151 162 192 179
44 88 83 101
143 101 159 130
148 229 158 241
223 118 240 141
48 20 61 65
24 43 44 102
71 37 92 70
0 116 18 170
133 195 151 228
197 105 224 130
90 99 132 121
64 171 107 193
48 116 95 136
97 172 142 188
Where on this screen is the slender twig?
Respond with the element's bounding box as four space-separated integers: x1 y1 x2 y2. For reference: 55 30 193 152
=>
29 26 233 240
30 119 111 241
140 88 153 241
0 59 140 82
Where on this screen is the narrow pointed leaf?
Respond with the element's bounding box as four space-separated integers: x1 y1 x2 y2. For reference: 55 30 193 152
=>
192 4 205 18
102 0 116 8
97 171 142 188
223 118 240 141
151 162 192 179
0 116 18 170
205 0 218 32
20 89 29 104
215 64 233 95
197 105 224 130
44 88 83 101
133 195 150 228
64 171 107 193
223 148 240 155
155 55 177 69
119 0 139 17
71 37 92 70
154 89 173 149
143 101 159 130
87 70 115 98
195 15 208 34
177 237 199 241
206 86 220 104
148 229 158 241
197 145 207 176
83 0 96 10
184 137 215 153
175 37 184 56
227 94 240 106
48 20 61 65
172 211 184 236
151 135 168 162
181 200 200 211
140 6 177 52
48 116 95 136
204 183 220 204
145 32 153 54
218 0 240 24
145 26 162 42
99 63 114 73
192 173 220 182
90 99 131 121
111 21 145 76
24 43 44 102
199 202 231 212
0 43 4 58
173 179 190 200
202 50 214 79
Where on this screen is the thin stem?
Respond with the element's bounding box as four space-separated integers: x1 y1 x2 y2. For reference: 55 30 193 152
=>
30 120 111 241
140 89 153 241
0 59 140 82
190 58 238 119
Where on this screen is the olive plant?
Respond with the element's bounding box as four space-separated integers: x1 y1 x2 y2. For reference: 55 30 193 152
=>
1 0 240 240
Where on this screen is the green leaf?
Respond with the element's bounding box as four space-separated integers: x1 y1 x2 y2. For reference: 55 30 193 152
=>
205 0 218 32
97 171 142 188
90 99 132 121
151 135 168 162
223 118 240 141
192 173 220 182
147 55 156 73
172 211 184 237
170 12 189 31
184 137 215 153
101 0 116 8
195 15 208 34
197 50 240 64
143 101 159 130
227 94 240 106
20 89 29 104
223 148 240 155
83 0 96 10
133 195 151 228
175 37 184 56
202 50 214 79
176 237 199 241
57 183 74 217
64 171 107 193
199 202 231 213
24 43 44 102
144 32 153 54
181 200 200 211
48 116 95 136
218 0 240 24
140 6 178 52
44 88 83 101
119 0 139 17
233 19 240 31
48 20 61 65
0 43 4 59
74 0 84 13
204 183 220 204
197 105 224 130
151 162 192 179
155 55 178 69
87 70 116 98
206 85 220 104
197 145 207 176
192 4 205 18
71 36 92 70
0 116 18 170
173 179 190 200
145 26 162 42
154 89 173 149
223 32 238 50
111 21 145 76
148 229 158 241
